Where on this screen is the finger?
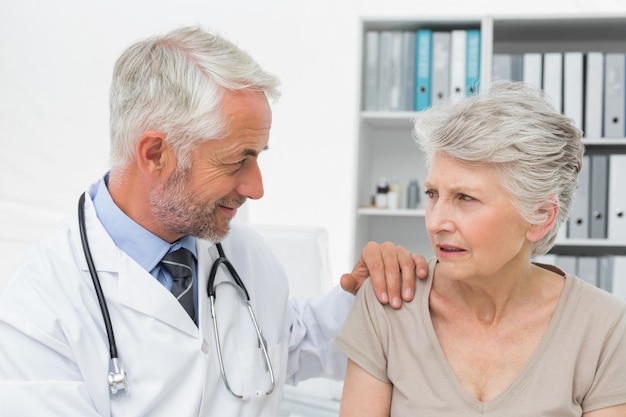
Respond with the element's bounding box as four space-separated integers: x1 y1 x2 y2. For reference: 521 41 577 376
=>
396 246 416 302
411 253 429 279
362 241 390 305
379 242 402 309
339 273 359 295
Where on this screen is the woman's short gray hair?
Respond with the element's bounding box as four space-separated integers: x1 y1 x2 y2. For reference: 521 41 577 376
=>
109 26 281 171
413 81 584 256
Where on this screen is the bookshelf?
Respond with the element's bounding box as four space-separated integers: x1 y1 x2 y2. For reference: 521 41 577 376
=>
354 15 626 292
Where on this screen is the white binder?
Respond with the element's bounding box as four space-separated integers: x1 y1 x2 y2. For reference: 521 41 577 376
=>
430 31 451 107
584 52 604 138
603 53 626 138
522 52 543 90
542 52 563 112
577 256 598 287
364 31 380 111
608 154 626 241
610 256 626 302
563 52 584 130
449 29 467 103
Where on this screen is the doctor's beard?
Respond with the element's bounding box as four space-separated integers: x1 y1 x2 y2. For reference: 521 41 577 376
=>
149 167 246 242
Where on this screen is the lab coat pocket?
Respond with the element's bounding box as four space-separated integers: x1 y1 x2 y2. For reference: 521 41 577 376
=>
235 342 283 400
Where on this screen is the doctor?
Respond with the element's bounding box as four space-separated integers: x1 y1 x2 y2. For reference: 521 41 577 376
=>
0 26 426 416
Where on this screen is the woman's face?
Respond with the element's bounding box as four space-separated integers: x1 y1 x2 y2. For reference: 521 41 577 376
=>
424 151 532 282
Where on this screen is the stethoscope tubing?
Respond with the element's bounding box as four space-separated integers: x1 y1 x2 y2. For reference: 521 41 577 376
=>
78 192 119 360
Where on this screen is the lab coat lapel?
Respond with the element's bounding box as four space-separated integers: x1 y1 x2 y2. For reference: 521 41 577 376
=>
74 191 198 337
117 259 198 336
195 239 214 333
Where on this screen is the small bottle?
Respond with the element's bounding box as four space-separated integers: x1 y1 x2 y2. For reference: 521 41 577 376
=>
387 177 400 210
407 179 420 209
375 177 389 208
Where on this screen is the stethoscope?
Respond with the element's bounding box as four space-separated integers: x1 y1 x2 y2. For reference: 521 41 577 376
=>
77 192 275 398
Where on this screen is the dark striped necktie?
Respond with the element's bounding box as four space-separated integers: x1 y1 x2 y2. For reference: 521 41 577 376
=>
160 248 195 322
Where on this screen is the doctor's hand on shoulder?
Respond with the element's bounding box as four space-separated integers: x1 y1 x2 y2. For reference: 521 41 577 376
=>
340 242 428 309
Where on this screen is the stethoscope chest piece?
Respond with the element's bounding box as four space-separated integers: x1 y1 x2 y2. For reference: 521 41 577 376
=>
109 358 129 394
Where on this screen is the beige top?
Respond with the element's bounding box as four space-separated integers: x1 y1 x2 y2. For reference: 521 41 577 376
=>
336 258 626 416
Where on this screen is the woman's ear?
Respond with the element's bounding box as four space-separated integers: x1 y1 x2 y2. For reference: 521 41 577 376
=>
527 195 559 242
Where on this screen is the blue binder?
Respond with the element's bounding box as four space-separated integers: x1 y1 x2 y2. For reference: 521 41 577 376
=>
414 29 432 111
465 29 480 96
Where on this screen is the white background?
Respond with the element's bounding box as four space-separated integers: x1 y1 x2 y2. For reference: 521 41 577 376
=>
2 0 626 286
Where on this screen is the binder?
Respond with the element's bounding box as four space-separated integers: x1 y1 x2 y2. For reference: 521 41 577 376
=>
465 29 480 96
532 253 557 265
603 53 625 138
431 31 451 107
492 54 512 81
611 256 626 302
584 52 604 138
377 31 394 111
449 30 467 103
400 31 416 111
510 54 523 82
563 52 584 130
493 54 523 82
542 52 563 112
590 154 609 239
597 255 613 292
569 155 590 239
577 256 598 287
414 29 432 111
522 53 543 90
364 31 380 111
556 222 567 242
556 255 577 276
388 31 404 111
607 154 626 240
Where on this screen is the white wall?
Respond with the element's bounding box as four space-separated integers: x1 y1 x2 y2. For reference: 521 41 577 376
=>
2 0 626 285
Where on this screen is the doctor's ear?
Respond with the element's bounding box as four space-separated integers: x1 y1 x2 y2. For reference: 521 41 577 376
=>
526 196 559 242
136 131 175 176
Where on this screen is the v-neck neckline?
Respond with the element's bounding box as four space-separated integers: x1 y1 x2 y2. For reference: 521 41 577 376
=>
420 263 573 413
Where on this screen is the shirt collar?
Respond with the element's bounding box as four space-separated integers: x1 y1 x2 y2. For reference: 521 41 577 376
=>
90 173 197 272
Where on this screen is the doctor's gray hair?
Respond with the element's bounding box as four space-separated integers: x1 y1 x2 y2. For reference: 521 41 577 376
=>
413 81 584 257
108 26 281 171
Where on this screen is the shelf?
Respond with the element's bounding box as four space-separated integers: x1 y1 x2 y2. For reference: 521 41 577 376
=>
358 207 425 217
354 15 626 263
361 113 626 153
361 111 417 128
551 239 626 256
581 139 626 154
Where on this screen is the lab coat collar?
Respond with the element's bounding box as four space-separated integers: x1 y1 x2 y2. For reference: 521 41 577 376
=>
71 191 201 337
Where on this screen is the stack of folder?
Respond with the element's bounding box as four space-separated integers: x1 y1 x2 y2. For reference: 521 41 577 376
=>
492 52 626 139
363 28 481 112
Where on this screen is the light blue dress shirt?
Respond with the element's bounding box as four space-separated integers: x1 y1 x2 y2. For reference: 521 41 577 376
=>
89 173 199 317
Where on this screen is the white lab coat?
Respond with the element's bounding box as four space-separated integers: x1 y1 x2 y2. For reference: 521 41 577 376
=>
0 190 353 416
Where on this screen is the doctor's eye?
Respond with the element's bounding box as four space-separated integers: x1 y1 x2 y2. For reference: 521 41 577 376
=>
230 159 246 171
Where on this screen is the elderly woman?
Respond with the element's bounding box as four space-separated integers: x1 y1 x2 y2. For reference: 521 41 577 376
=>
336 81 626 416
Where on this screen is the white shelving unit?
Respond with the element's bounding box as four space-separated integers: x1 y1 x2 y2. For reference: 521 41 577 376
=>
353 15 626 262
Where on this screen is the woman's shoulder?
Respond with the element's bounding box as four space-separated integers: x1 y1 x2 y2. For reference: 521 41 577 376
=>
566 274 626 321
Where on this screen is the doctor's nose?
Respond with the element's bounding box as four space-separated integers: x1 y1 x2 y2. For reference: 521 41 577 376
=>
237 159 264 200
